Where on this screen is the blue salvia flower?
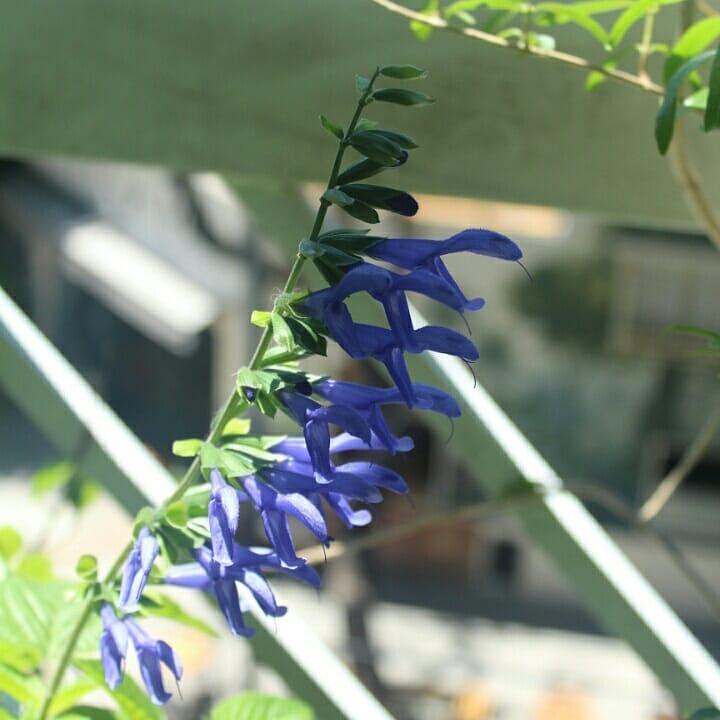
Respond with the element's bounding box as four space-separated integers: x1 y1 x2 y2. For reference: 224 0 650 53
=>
99 604 128 691
124 617 183 705
208 468 240 566
118 526 158 613
164 544 320 637
99 604 182 705
241 476 329 568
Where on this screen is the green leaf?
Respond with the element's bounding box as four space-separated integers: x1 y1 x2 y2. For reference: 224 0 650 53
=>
284 317 327 356
534 3 607 44
371 88 435 106
608 0 685 49
336 158 388 185
0 663 43 712
200 444 255 478
57 706 119 720
682 87 708 111
347 130 405 165
317 229 384 252
140 592 219 637
75 555 98 582
319 114 343 140
172 438 203 458
48 678 98 716
164 501 189 529
313 256 346 286
222 417 252 437
655 50 715 154
32 461 75 496
704 46 720 131
372 129 418 149
270 312 294 352
322 188 380 223
17 554 53 582
322 188 354 207
528 32 556 51
0 528 22 562
250 310 272 328
665 16 720 84
585 70 606 91
409 0 439 40
208 692 314 720
379 64 427 80
354 118 379 132
74 660 164 720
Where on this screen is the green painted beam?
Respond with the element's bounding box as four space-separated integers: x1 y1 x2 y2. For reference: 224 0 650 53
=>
0 0 716 225
0 283 395 720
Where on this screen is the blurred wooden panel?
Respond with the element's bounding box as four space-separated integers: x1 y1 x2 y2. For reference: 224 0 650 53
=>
0 0 717 224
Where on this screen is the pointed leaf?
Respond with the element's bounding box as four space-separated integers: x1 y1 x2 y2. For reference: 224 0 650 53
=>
371 88 435 106
379 64 427 80
319 115 343 140
347 131 405 165
372 129 419 149
704 46 720 131
271 312 294 352
172 438 203 458
655 50 715 154
665 16 720 83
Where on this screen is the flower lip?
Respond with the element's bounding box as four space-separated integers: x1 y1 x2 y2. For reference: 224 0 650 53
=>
118 527 158 613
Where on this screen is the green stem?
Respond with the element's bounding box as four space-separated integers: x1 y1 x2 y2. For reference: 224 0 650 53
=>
638 9 656 81
37 67 382 720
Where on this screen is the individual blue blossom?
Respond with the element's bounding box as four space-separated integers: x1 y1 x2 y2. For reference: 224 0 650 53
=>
312 379 460 453
99 604 128 691
118 526 158 613
279 390 371 483
208 467 240 566
164 544 320 637
124 617 183 705
241 475 329 568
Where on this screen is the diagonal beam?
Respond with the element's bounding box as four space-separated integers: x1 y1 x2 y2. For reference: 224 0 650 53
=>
407 304 720 713
0 283 394 720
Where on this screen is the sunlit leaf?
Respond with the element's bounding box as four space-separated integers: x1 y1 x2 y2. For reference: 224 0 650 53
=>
665 16 720 83
207 692 314 720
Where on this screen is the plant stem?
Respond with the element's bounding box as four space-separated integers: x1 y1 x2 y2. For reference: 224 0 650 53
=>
370 0 664 95
637 9 656 83
37 67 382 720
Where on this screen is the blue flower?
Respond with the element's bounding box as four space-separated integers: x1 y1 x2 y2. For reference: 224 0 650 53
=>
124 617 183 705
118 527 158 613
99 604 128 691
99 605 182 706
242 475 329 567
313 379 460 453
164 544 320 637
208 468 240 566
279 390 370 483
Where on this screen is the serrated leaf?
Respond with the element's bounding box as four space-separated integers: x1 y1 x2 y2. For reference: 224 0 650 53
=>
140 592 219 638
379 64 427 80
75 555 98 582
319 114 343 140
0 528 22 562
704 46 720 131
371 88 435 106
208 692 314 720
665 16 720 83
73 660 164 720
172 438 203 458
655 50 715 154
250 310 272 328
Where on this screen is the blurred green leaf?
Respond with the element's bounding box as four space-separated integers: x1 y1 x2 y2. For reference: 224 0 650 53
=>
704 46 720 131
207 692 314 720
17 554 53 582
0 528 22 562
140 592 219 638
355 75 370 94
57 706 119 720
372 129 418 149
682 86 708 111
665 16 720 83
609 0 683 49
371 88 435 106
585 70 606 91
379 64 427 79
164 501 189 529
655 50 715 154
686 710 720 720
32 461 75 496
250 310 272 328
0 663 43 713
319 114 343 140
75 556 98 583
172 438 203 458
410 0 439 39
534 3 607 44
48 678 98 717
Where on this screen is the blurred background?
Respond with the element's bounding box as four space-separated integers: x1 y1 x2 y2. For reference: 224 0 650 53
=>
1 2 719 719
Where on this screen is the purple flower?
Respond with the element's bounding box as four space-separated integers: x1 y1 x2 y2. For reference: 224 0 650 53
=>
118 527 158 613
125 617 183 705
208 468 240 566
99 604 128 690
165 545 320 637
242 476 329 567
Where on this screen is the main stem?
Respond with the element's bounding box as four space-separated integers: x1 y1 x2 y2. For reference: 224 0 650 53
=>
37 69 380 720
